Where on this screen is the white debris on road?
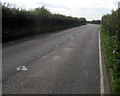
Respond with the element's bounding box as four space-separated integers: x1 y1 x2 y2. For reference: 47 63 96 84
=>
16 66 27 71
70 36 74 39
49 90 52 93
43 56 46 59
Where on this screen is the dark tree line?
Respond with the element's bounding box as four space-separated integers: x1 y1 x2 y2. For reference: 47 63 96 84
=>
2 3 86 42
87 20 101 24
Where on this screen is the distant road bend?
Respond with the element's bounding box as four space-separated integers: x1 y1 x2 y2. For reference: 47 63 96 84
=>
3 24 100 94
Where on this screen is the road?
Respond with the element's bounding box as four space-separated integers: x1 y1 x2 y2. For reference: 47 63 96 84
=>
3 24 100 94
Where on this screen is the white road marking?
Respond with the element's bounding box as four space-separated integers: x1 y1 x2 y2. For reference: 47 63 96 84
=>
99 30 105 94
0 88 2 96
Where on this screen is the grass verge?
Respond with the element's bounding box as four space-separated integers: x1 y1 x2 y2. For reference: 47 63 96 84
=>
100 25 120 94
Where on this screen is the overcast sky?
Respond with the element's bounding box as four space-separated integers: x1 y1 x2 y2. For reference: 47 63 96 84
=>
1 0 119 20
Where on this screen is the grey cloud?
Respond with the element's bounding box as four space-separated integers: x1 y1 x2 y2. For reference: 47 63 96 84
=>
37 1 69 10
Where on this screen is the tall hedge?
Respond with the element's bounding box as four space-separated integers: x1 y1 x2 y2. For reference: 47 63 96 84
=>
2 3 86 42
101 8 120 94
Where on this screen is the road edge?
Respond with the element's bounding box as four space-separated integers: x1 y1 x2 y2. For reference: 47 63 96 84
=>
99 30 105 94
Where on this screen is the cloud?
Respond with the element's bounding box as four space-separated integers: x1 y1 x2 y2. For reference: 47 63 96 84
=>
37 1 69 10
1 0 116 20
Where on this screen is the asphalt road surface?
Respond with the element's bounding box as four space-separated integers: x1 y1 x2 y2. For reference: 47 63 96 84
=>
3 24 100 94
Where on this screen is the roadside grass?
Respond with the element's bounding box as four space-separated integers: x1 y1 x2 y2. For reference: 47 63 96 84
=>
100 25 120 94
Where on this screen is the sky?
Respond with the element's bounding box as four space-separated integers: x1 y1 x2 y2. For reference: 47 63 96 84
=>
1 0 119 20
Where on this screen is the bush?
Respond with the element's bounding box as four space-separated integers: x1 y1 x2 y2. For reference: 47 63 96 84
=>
101 7 120 94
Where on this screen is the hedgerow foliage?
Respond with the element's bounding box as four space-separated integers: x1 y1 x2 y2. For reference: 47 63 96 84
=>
2 3 86 42
101 7 120 94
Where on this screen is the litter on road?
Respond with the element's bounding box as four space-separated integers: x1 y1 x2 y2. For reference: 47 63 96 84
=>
70 37 74 39
16 66 27 71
